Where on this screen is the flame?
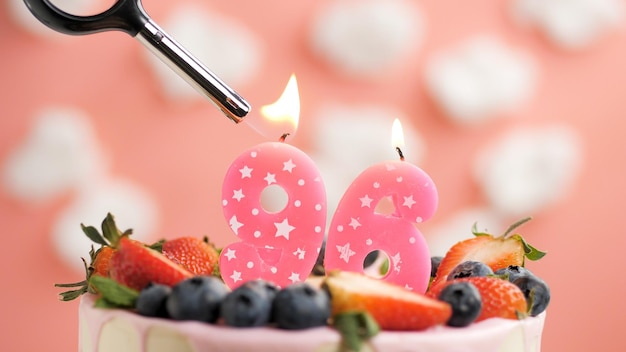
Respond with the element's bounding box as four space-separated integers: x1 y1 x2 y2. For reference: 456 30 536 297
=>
258 74 300 137
391 118 405 149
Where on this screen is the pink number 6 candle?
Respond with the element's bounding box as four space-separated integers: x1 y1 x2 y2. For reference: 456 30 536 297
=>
324 119 437 293
220 75 327 289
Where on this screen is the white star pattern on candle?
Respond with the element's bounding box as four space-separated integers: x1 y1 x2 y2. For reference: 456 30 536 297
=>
349 217 361 230
391 252 402 273
224 248 237 261
283 159 296 173
293 247 306 260
274 218 295 239
288 272 301 283
336 242 356 263
230 270 242 283
232 189 245 201
402 195 416 208
239 165 253 178
359 195 374 208
264 172 277 185
229 215 244 234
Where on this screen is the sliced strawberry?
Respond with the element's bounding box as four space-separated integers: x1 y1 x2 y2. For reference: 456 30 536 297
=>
324 271 451 331
109 237 193 291
161 236 220 276
429 276 528 321
429 217 545 289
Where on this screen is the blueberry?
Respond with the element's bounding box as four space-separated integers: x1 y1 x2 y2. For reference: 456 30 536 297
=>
166 276 229 323
430 256 443 278
438 282 482 327
447 261 493 281
273 283 331 330
220 280 278 327
512 275 550 317
494 265 532 282
136 283 171 318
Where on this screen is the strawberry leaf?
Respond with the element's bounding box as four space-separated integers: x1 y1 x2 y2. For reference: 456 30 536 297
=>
101 213 121 246
333 311 380 352
81 224 108 246
511 234 547 261
89 275 139 309
502 217 532 238
471 222 492 237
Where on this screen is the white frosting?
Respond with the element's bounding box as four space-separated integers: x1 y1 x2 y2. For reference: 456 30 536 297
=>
79 294 545 352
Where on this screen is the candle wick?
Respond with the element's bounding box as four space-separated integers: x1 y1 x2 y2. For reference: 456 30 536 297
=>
395 147 405 161
280 133 290 142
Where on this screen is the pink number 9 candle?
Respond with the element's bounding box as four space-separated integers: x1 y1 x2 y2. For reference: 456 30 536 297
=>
220 75 327 289
324 119 437 293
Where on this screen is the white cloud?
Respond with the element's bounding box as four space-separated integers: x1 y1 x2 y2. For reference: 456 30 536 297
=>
310 0 424 77
308 104 425 222
145 4 263 101
512 0 625 49
474 124 582 217
2 107 109 203
52 178 159 273
425 36 537 124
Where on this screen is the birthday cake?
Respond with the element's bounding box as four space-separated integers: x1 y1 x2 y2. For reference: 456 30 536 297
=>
59 214 549 352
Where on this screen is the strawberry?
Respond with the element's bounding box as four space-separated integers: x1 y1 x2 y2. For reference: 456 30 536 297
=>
160 236 220 276
56 213 133 301
109 237 193 291
324 271 451 331
429 276 528 321
91 246 115 277
429 217 546 289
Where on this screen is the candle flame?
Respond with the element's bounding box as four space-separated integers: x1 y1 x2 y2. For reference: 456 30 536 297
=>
259 74 300 137
391 118 405 148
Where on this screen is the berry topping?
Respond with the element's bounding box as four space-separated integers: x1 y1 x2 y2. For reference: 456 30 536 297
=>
273 282 331 330
494 265 533 282
430 256 443 278
136 283 172 318
220 280 278 327
160 236 220 276
447 260 494 281
512 274 551 317
324 271 451 331
429 276 527 321
110 237 193 291
431 217 546 289
166 276 229 323
437 282 482 327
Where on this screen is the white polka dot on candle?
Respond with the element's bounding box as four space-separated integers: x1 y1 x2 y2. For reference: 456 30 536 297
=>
315 226 322 233
294 200 301 207
247 261 254 268
315 204 322 211
298 179 305 186
254 231 261 238
252 208 259 215
337 225 344 232
270 267 278 274
222 199 228 206
251 151 257 158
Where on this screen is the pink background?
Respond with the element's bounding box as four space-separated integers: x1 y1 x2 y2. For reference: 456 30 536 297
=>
2 1 626 351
